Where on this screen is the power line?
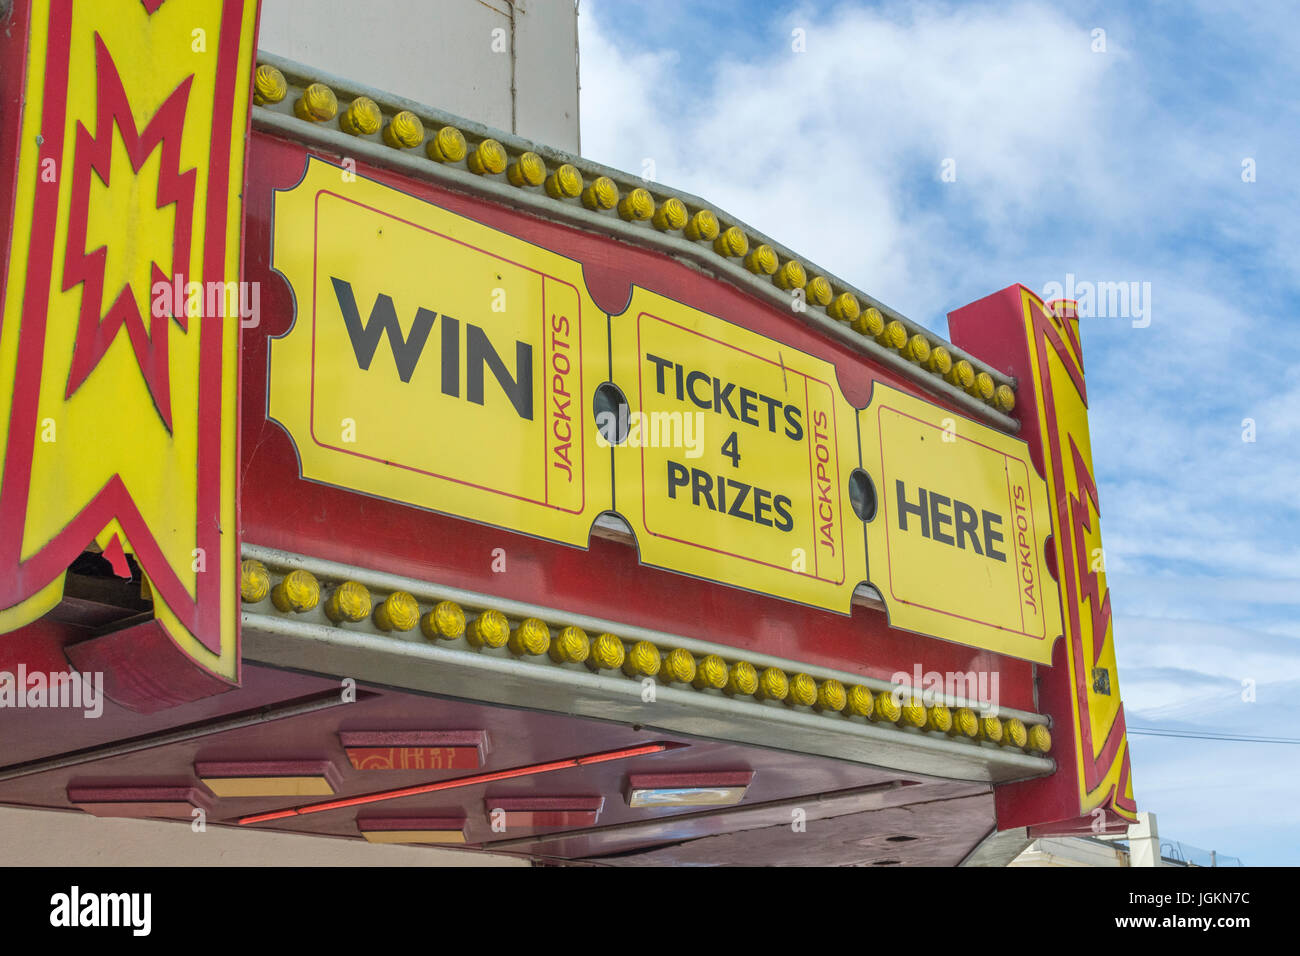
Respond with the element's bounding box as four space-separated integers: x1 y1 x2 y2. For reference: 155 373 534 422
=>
1128 727 1300 745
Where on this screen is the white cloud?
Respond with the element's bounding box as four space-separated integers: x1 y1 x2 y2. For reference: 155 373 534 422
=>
581 0 1134 321
578 0 1300 862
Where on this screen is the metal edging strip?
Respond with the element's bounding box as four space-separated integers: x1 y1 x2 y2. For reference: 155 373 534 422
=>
242 543 1050 727
242 610 1054 784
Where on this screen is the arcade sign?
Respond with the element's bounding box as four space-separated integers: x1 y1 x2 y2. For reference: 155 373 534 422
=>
268 159 1062 663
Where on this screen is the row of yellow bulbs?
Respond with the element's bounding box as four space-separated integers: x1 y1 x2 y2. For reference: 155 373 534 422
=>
242 560 1049 755
253 64 1014 415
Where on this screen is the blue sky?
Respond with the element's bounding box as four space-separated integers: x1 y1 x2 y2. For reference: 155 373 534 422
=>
579 0 1300 865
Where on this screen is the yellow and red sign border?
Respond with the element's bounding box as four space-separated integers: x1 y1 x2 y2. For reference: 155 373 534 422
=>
0 0 258 702
951 285 1136 831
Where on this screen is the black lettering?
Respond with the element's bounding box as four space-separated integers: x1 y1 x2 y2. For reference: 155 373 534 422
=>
667 461 689 498
954 501 983 554
713 378 738 418
738 388 759 426
774 495 794 532
467 323 532 420
646 353 673 395
692 468 716 509
896 480 929 537
783 404 804 441
929 492 954 546
686 370 712 409
760 393 782 432
440 313 460 397
983 510 1007 562
332 277 435 384
727 480 752 520
667 462 794 533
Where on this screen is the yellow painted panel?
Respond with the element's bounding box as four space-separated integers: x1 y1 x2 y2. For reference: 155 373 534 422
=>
860 383 1062 664
609 288 867 612
269 158 608 546
361 831 467 845
1019 288 1135 820
200 776 337 798
0 0 254 682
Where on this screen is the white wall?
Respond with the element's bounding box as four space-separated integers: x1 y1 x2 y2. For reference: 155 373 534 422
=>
258 0 580 152
0 806 529 866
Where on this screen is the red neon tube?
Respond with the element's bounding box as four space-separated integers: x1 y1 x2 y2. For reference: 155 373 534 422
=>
237 741 679 825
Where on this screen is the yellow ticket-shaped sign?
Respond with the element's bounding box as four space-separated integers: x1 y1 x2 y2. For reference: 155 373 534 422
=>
860 383 1062 663
609 289 866 612
270 158 608 545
